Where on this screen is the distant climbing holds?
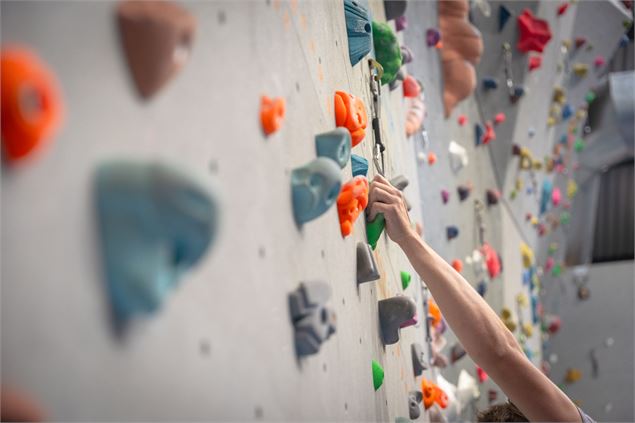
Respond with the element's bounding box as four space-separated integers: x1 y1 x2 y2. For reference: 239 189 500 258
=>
405 97 426 136
528 55 542 71
477 366 488 383
449 141 468 172
383 0 407 20
567 179 578 198
517 8 552 53
1 47 64 162
450 343 467 363
552 187 561 206
585 90 596 104
483 121 496 144
260 96 286 136
482 77 498 90
498 5 512 31
357 242 380 284
486 189 500 206
428 152 438 165
408 391 423 420
441 189 450 204
562 103 573 121
520 243 534 268
446 225 459 240
475 123 484 146
572 63 589 77
95 161 218 321
451 259 463 273
351 154 369 177
494 113 506 125
396 15 408 32
575 37 587 48
291 158 342 225
315 128 351 168
366 213 385 250
117 0 196 99
458 114 468 126
412 343 428 376
378 296 417 345
564 368 582 384
344 0 372 66
289 281 336 356
372 21 403 85
337 176 369 237
557 3 569 16
400 45 414 63
335 90 368 146
426 28 441 47
545 314 561 334
560 210 571 225
594 55 605 68
553 86 566 104
457 183 472 202
403 75 421 98
401 271 412 290
501 307 517 332
540 179 552 214
372 360 384 390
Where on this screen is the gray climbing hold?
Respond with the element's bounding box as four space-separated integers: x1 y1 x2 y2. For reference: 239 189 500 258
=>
411 342 428 376
357 242 380 284
289 281 336 356
408 391 423 420
291 157 342 225
378 296 417 345
315 128 352 169
390 175 409 191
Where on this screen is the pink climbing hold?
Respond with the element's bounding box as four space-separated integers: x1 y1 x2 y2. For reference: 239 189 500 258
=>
441 189 450 204
403 75 421 98
477 366 488 383
494 113 506 125
545 256 555 271
528 55 542 71
458 114 467 126
594 55 606 67
552 187 561 206
483 121 496 143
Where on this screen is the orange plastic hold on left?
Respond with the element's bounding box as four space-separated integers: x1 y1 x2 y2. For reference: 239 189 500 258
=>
260 96 285 136
336 176 369 237
334 90 367 147
1 47 63 162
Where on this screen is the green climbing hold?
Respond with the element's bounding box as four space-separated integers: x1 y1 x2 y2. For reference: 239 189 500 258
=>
366 214 385 250
585 91 596 104
571 127 578 135
574 138 585 152
548 242 558 255
371 21 402 85
560 211 571 225
372 360 384 390
401 271 411 290
552 262 562 277
510 190 517 200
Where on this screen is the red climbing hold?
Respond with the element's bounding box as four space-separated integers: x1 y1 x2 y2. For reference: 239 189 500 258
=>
477 366 489 383
402 75 421 98
594 55 606 67
483 121 496 144
557 3 569 16
528 55 542 71
451 259 463 273
575 37 586 48
494 113 506 125
481 243 501 279
517 9 552 53
457 114 468 126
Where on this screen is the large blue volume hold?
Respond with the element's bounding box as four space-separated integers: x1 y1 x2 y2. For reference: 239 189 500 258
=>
344 0 372 66
95 161 218 322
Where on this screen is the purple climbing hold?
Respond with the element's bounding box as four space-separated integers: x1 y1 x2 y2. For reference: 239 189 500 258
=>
426 28 441 47
401 45 414 64
457 184 471 201
395 15 408 32
441 189 450 204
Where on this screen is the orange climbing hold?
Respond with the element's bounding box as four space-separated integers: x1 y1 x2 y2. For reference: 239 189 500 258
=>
334 90 367 147
452 259 463 273
421 378 449 410
428 299 442 327
336 176 369 237
260 96 286 136
428 152 437 165
1 47 64 162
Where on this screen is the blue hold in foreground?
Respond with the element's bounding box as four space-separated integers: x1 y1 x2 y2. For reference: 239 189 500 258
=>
292 157 342 225
344 0 372 66
351 154 369 177
315 128 352 169
95 161 219 322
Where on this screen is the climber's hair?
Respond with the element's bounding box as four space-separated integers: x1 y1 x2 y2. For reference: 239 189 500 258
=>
477 401 529 422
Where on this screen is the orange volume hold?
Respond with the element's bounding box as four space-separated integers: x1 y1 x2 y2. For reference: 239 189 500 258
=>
336 176 369 237
334 90 367 147
260 96 285 136
1 47 63 162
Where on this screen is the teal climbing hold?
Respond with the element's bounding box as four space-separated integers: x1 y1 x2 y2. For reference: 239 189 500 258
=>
372 360 385 390
344 0 372 66
401 271 411 290
351 154 369 177
315 128 352 169
366 214 385 250
291 158 342 225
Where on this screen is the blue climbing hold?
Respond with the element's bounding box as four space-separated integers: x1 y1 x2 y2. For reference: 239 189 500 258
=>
499 5 512 32
512 86 525 99
482 77 498 90
561 104 573 121
95 161 219 322
477 281 487 297
619 34 629 48
344 0 372 66
351 154 369 177
475 123 484 146
292 157 342 225
540 179 552 215
559 134 568 145
446 225 459 240
316 128 352 169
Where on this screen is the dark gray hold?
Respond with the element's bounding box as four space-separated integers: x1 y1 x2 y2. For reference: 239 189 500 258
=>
411 343 428 376
357 242 380 284
384 0 407 20
390 175 409 191
408 391 423 420
289 282 336 356
378 296 417 345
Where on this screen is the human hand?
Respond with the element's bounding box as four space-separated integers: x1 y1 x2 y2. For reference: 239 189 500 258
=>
367 174 416 246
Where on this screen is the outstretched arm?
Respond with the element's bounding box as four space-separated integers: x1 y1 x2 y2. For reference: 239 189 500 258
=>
368 175 580 422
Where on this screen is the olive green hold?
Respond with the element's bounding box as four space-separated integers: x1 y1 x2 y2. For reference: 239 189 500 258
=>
372 21 402 85
366 214 385 250
401 271 412 290
372 360 385 390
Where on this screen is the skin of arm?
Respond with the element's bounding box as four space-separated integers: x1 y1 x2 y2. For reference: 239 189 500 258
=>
368 175 581 422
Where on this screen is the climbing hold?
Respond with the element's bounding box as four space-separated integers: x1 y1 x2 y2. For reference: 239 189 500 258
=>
548 242 558 255
553 86 566 104
400 45 414 63
557 3 569 16
401 271 412 290
357 242 380 284
260 96 286 136
565 368 582 384
486 189 500 206
405 97 426 136
372 21 402 85
334 90 368 146
516 292 529 308
117 0 195 99
475 123 484 146
441 189 450 204
408 391 423 420
372 360 384 390
344 0 372 66
511 85 526 100
560 210 571 225
483 121 496 144
395 15 408 32
428 152 438 165
95 161 218 321
378 296 417 345
417 152 427 163
572 63 589 77
567 179 578 198
517 9 552 53
574 138 585 152
366 213 385 250
1 47 64 162
528 127 536 138
494 113 506 125
522 323 533 339
403 75 421 98
482 243 501 278
291 157 342 225
384 0 407 20
426 28 441 47
457 114 467 126
457 183 472 202
577 285 590 300
351 154 369 177
594 55 605 67
446 225 459 240
451 259 463 273
501 307 517 332
584 90 596 104
552 187 561 206
337 176 369 237
412 343 428 376
476 366 488 383
540 179 552 214
315 128 351 169
545 256 555 272
482 77 498 90
575 36 587 49
520 243 534 269
450 343 467 363
528 55 542 71
449 141 468 171
562 103 573 121
421 378 448 410
619 34 630 48
498 5 512 31
289 281 336 356
390 175 409 191
545 314 561 334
